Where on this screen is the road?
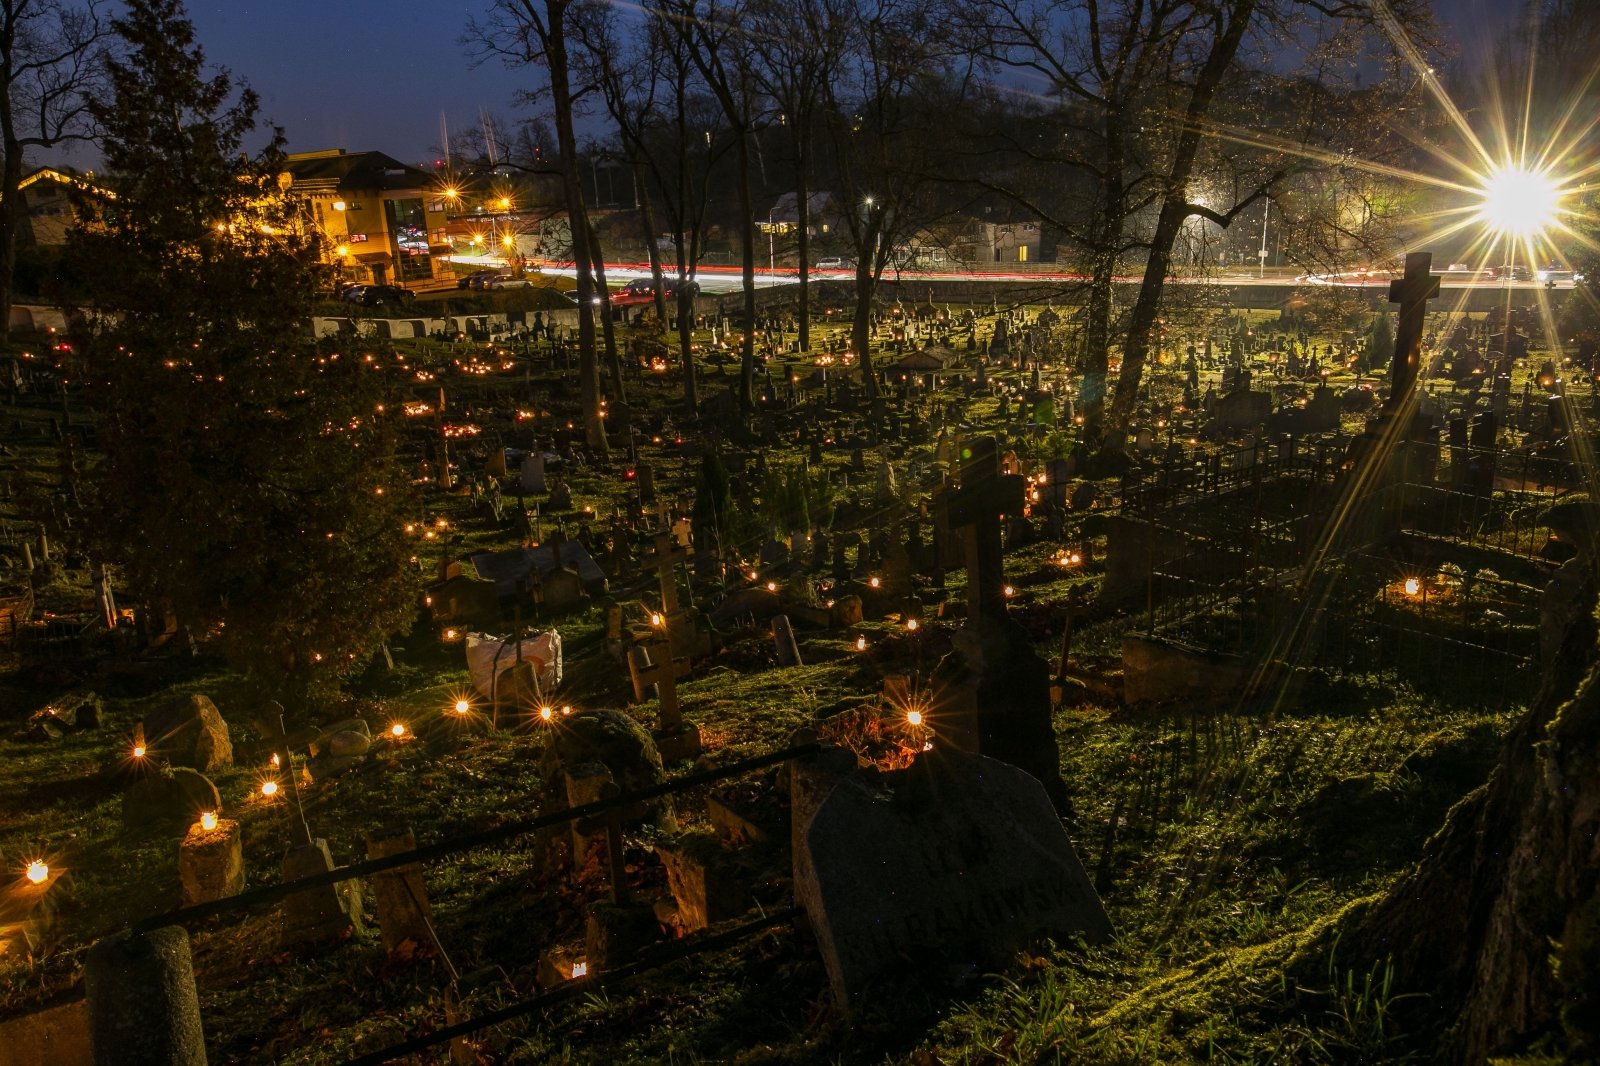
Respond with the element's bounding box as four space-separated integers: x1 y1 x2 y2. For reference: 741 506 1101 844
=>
529 262 1574 294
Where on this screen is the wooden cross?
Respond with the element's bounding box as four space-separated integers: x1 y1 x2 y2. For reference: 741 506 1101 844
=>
262 703 314 849
940 435 1025 624
641 530 690 618
1386 251 1441 415
628 640 690 732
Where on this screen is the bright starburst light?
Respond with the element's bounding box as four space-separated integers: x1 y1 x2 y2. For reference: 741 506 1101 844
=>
1476 164 1564 239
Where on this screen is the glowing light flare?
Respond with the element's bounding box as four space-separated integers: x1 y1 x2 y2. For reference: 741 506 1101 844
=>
390 723 407 738
906 710 924 727
453 698 471 715
571 961 589 978
539 706 555 722
1403 577 1422 598
199 811 219 832
25 860 48 884
1475 165 1563 239
261 780 279 797
132 744 146 758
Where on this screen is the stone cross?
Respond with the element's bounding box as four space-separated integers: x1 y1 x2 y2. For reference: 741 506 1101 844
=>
262 704 313 849
1386 251 1440 415
940 436 1025 624
628 641 689 732
642 530 690 617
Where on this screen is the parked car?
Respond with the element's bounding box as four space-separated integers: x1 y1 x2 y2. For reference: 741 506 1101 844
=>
486 274 535 290
339 284 368 303
813 257 851 271
1488 264 1532 281
457 270 500 290
355 284 415 307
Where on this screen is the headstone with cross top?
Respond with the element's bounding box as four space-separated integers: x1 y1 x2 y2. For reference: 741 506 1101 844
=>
940 436 1026 625
628 641 690 733
1386 251 1441 417
642 530 689 618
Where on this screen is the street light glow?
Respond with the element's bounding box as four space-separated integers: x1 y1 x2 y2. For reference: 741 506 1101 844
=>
1476 165 1562 238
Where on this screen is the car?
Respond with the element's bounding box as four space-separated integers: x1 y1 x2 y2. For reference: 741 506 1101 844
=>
613 276 700 307
1536 267 1575 286
486 274 535 290
339 284 367 303
457 270 500 290
813 257 850 271
1488 264 1532 281
355 284 415 307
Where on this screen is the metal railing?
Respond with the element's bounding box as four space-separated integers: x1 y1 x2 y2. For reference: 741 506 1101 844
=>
128 739 823 1064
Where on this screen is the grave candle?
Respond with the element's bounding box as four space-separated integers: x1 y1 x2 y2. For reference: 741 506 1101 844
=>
1403 577 1422 597
199 811 219 832
260 780 279 798
25 860 48 884
453 698 471 715
856 636 868 651
905 618 919 632
538 706 555 723
906 710 924 727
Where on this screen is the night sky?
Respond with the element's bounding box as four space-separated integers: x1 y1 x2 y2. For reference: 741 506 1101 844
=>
49 0 1517 170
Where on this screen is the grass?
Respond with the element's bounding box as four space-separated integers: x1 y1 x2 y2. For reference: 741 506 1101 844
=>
0 307 1541 1063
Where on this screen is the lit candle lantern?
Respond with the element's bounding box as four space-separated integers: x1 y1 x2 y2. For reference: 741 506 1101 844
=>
856 636 867 651
539 706 554 722
261 780 279 797
132 744 146 758
571 961 589 978
25 860 48 884
200 811 219 832
766 581 777 592
454 699 471 715
651 613 663 627
869 576 881 589
906 618 919 631
390 723 406 738
906 710 924 727
1403 577 1421 597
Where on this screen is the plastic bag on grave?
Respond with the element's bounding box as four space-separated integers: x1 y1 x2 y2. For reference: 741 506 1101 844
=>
465 630 563 701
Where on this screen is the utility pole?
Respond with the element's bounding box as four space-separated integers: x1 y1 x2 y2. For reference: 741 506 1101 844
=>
1258 197 1270 278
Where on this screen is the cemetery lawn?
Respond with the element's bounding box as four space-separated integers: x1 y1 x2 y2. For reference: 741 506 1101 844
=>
0 609 1515 1064
0 302 1547 1063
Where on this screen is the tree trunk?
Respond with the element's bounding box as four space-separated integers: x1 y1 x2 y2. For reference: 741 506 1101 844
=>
1102 0 1254 458
635 160 668 324
546 0 607 455
794 126 811 353
735 130 757 410
587 216 626 406
1342 558 1600 1062
853 256 877 401
0 102 23 345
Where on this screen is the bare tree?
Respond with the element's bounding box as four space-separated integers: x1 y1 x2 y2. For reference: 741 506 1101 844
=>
0 0 107 341
471 0 608 454
648 0 762 410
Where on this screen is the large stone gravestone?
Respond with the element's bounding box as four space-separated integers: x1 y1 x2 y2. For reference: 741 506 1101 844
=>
145 694 232 772
795 747 1110 1008
1212 389 1272 432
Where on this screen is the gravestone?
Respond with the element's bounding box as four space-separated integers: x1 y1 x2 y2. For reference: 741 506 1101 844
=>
123 767 220 830
520 452 546 493
931 436 1070 812
280 838 365 947
1212 389 1272 432
627 641 700 761
1304 384 1340 433
145 694 232 772
541 565 587 611
794 747 1110 1008
178 817 244 905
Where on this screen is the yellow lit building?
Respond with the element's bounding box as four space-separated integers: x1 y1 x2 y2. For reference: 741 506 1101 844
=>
281 149 451 287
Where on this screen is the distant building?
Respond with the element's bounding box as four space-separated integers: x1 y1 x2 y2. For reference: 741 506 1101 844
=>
763 191 837 236
281 149 450 286
12 167 112 246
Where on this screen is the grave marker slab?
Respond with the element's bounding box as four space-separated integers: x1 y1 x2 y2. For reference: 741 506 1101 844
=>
794 748 1110 1008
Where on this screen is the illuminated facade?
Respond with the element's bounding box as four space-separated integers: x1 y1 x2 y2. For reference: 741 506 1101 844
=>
281 149 450 287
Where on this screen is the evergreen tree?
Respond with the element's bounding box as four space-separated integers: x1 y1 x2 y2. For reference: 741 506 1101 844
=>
71 0 416 710
1364 309 1394 374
